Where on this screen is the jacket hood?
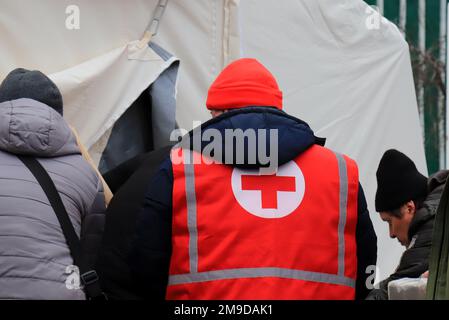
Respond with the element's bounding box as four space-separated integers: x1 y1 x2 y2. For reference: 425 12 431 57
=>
181 107 323 169
409 170 449 238
0 98 79 157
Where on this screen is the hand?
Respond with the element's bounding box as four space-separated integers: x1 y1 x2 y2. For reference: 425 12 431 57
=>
420 271 429 278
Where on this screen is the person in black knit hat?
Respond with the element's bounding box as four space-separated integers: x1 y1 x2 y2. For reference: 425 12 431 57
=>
367 149 449 300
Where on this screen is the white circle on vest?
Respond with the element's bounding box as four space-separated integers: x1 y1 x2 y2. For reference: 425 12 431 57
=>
231 161 305 219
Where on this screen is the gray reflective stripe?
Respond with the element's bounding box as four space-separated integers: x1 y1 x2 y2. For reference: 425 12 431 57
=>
178 150 353 288
169 267 355 288
184 149 198 273
335 153 348 277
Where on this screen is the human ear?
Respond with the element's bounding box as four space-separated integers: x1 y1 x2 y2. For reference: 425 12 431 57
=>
406 200 416 215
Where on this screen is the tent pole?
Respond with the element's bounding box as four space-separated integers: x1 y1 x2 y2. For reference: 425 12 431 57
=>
377 0 384 15
418 0 426 147
399 0 407 35
440 0 447 170
446 1 449 169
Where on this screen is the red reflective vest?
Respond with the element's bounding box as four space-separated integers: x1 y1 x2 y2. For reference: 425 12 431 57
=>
166 145 359 300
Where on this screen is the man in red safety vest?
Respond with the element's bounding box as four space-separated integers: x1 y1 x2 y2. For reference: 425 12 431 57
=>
130 58 377 300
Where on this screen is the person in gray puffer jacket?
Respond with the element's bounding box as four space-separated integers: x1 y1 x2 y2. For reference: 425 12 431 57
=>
0 69 106 300
367 149 448 300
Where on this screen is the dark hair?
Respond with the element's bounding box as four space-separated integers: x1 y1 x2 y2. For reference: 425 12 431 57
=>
389 197 426 218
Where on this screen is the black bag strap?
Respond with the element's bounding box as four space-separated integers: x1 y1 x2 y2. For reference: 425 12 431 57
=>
18 155 106 300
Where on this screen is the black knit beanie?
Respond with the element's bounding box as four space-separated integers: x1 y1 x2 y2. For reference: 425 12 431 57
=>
0 68 63 115
375 149 428 212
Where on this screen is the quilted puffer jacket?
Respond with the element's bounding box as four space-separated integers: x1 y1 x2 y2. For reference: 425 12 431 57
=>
0 98 106 300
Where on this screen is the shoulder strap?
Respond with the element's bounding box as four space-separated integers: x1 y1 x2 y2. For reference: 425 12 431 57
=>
18 155 106 300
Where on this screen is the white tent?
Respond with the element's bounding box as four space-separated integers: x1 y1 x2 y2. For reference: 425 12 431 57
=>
0 0 427 283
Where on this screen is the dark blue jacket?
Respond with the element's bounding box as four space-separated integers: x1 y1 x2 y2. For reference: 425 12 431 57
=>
130 107 377 300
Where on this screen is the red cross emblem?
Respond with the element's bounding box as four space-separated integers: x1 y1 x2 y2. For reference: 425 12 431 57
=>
231 161 305 219
241 175 297 209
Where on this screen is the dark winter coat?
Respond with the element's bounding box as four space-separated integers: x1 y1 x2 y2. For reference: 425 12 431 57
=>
366 170 449 300
96 146 173 300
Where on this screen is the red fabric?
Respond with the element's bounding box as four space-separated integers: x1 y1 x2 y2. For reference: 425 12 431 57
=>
241 174 296 209
167 145 358 300
206 58 283 110
168 279 355 300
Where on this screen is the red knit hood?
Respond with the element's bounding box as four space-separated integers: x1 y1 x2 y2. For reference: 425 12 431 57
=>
206 58 283 110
